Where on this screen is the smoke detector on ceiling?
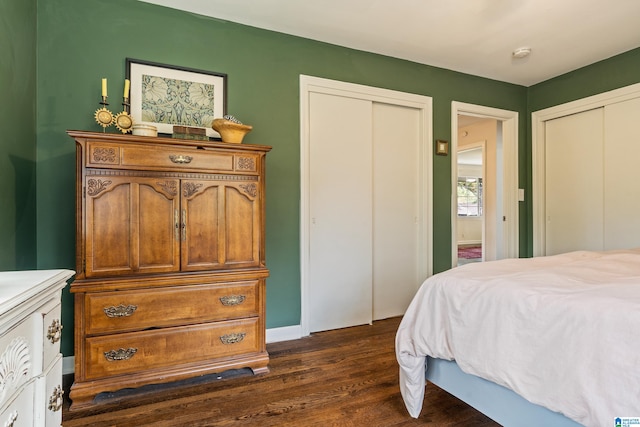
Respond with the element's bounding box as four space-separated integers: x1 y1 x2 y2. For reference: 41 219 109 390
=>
512 47 532 59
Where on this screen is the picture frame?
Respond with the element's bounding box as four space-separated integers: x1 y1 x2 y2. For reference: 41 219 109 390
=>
126 58 227 138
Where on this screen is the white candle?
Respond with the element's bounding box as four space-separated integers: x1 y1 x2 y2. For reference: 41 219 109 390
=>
102 78 107 97
123 79 130 99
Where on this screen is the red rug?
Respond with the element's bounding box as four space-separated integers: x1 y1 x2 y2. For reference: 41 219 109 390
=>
458 245 482 259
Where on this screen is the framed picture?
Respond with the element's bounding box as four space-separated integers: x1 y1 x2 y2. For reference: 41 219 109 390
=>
126 58 227 138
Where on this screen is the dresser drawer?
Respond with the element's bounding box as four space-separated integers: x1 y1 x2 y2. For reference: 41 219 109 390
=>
84 318 261 380
35 355 63 427
0 381 34 427
42 303 62 371
0 317 37 408
86 141 259 174
84 281 260 335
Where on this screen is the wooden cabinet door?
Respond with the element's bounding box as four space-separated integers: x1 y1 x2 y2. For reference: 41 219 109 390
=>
181 179 261 271
85 176 180 277
223 181 262 268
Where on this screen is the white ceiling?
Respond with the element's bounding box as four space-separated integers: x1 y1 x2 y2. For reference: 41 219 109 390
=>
138 0 640 86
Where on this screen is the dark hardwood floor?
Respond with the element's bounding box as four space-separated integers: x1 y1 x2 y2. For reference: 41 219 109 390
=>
62 317 499 426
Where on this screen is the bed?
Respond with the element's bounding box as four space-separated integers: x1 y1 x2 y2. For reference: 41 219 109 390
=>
396 249 640 427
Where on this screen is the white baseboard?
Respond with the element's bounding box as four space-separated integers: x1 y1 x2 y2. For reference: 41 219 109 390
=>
62 324 304 376
457 240 482 246
63 356 75 375
266 324 303 343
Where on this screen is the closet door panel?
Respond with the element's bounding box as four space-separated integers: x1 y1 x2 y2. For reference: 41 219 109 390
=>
545 108 604 255
604 97 640 250
372 102 420 320
308 92 373 333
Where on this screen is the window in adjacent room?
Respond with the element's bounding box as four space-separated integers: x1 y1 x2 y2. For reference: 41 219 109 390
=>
457 176 483 216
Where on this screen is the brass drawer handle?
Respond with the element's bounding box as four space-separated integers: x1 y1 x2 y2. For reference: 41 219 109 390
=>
169 154 193 164
46 319 63 344
219 295 246 306
103 304 138 318
104 348 138 361
220 333 246 345
48 385 64 412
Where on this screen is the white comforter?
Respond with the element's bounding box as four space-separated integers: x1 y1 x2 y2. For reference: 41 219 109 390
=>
396 249 640 427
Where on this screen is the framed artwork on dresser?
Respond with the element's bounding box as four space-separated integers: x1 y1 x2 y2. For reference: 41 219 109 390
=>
126 58 227 138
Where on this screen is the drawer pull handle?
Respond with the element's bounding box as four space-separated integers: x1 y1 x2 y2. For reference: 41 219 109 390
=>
219 295 246 306
220 333 246 345
103 304 138 318
47 319 63 343
104 348 138 361
48 385 64 412
4 411 17 427
169 154 193 164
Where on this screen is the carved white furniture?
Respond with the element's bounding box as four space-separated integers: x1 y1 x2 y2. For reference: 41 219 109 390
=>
0 269 73 427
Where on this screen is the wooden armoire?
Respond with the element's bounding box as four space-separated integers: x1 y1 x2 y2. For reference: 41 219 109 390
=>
68 130 271 410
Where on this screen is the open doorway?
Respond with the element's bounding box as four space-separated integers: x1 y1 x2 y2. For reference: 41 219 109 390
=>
457 143 485 265
451 102 519 268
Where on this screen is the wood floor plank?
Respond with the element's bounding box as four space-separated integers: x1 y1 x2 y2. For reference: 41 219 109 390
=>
62 317 500 426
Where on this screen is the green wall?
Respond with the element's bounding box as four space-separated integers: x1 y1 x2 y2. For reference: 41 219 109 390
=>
528 47 640 112
6 0 636 359
35 0 528 356
523 47 640 249
0 0 38 270
21 0 640 359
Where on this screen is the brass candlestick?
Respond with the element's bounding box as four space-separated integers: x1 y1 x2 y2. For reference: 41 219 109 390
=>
94 96 115 132
114 97 133 134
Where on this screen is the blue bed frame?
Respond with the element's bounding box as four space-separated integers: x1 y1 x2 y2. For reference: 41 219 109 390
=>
426 357 584 427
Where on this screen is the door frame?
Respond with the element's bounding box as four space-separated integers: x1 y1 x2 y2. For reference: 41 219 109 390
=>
451 102 519 265
531 82 640 256
299 75 433 337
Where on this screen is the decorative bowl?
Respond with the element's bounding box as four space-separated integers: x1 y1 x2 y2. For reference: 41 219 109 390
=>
132 124 158 137
212 118 252 143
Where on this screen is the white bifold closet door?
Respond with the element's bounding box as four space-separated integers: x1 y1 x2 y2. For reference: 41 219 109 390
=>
545 108 604 255
308 92 420 333
603 97 640 249
371 103 420 321
544 97 640 255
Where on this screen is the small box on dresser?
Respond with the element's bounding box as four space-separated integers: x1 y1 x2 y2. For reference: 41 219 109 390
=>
0 269 74 427
68 130 272 410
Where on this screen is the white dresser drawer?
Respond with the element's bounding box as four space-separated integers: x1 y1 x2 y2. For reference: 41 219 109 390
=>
0 269 72 426
41 303 62 371
0 381 34 427
35 355 63 427
0 317 37 409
